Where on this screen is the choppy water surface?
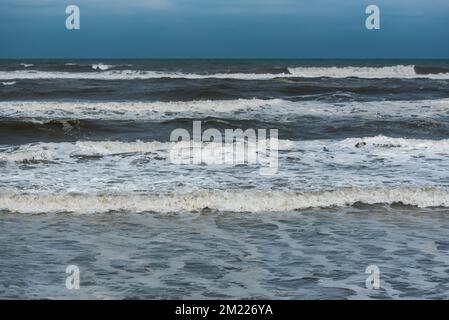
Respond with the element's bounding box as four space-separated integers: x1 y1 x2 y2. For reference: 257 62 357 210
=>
1 206 449 299
1 59 449 299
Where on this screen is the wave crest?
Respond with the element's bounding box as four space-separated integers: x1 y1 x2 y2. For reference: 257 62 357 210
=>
1 99 448 120
91 63 112 71
1 65 449 80
0 188 448 213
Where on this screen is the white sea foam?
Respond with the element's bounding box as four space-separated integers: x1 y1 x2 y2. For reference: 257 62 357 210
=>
19 63 33 68
91 63 112 71
1 135 449 191
1 81 16 86
338 135 449 151
1 136 448 201
1 98 448 120
0 98 281 119
1 65 448 80
0 139 292 163
0 187 448 213
1 136 448 164
287 65 433 79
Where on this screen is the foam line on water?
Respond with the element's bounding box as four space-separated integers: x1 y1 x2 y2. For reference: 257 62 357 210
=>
1 65 449 80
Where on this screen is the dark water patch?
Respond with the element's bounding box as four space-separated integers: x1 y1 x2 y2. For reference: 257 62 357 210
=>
2 77 449 102
0 58 310 74
414 65 449 75
2 116 449 144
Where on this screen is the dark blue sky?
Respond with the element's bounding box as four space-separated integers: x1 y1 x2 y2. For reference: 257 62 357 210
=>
1 0 448 58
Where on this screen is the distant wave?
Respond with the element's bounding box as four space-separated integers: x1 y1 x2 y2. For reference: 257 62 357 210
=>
1 65 449 80
1 187 448 213
288 65 449 79
91 63 112 71
1 98 448 120
19 63 33 68
1 81 16 86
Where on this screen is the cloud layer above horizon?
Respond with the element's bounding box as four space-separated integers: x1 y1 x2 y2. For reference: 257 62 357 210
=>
0 0 448 58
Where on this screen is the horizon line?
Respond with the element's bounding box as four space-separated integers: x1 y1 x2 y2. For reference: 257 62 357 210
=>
1 57 449 60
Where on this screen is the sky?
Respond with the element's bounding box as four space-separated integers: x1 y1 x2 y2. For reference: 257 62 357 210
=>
0 0 448 59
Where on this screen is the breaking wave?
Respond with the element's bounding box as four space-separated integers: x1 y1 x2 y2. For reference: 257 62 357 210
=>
1 65 449 80
336 135 449 151
0 138 291 164
0 99 282 120
1 135 448 164
91 63 112 71
1 98 448 120
1 187 448 213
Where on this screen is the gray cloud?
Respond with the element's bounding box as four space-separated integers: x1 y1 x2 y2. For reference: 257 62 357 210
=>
1 0 447 17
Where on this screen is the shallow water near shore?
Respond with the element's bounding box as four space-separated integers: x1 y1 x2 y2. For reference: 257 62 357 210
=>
1 205 449 299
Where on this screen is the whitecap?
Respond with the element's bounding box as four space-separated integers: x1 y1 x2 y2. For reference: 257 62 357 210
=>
0 187 448 214
1 65 448 80
1 81 16 86
19 63 33 68
91 63 112 71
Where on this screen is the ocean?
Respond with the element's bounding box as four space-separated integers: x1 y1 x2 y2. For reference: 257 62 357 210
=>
1 59 449 299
